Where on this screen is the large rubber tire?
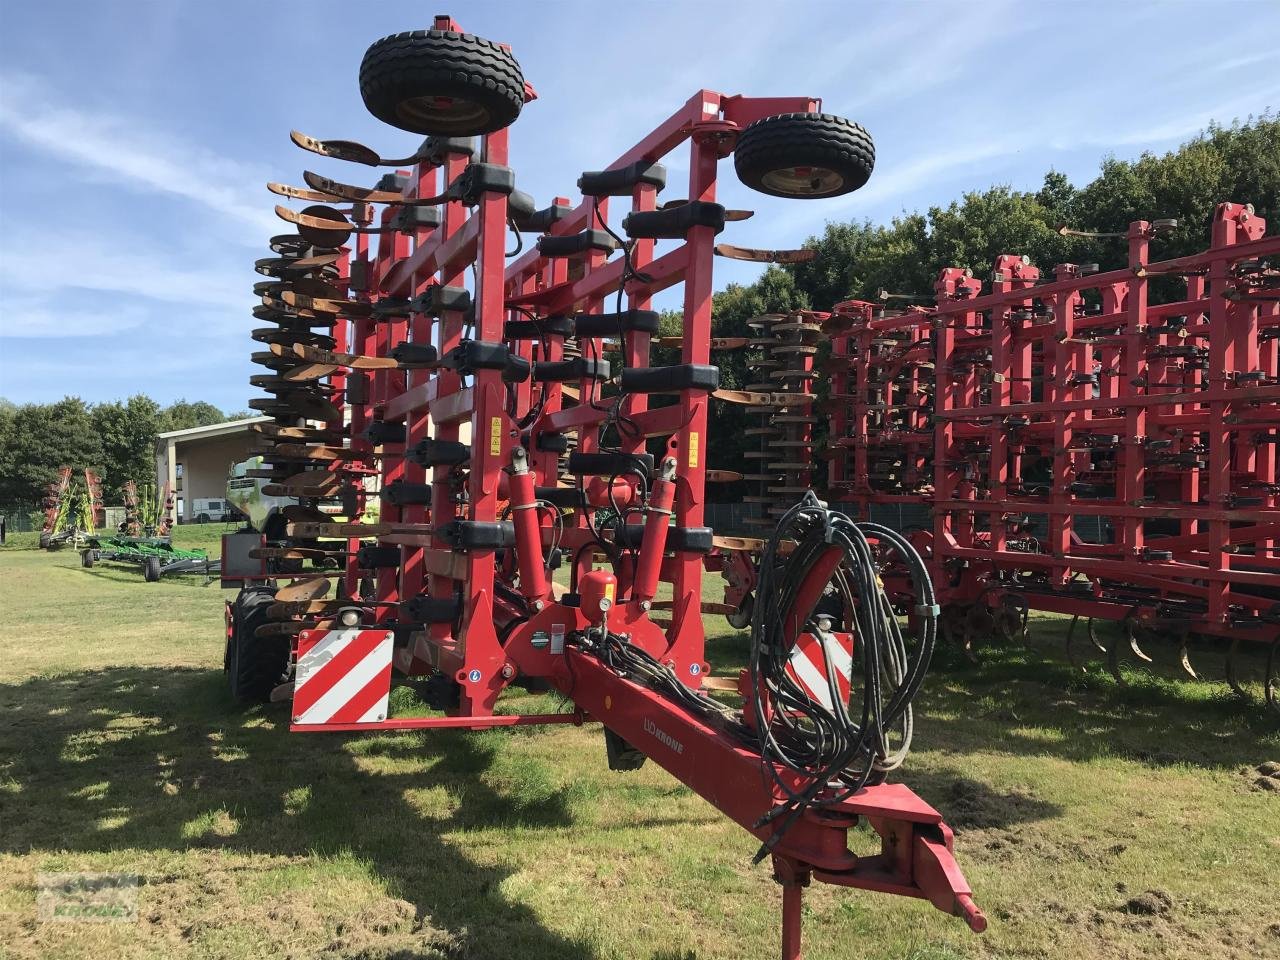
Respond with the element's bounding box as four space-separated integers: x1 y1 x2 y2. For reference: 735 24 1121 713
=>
734 113 874 199
80 550 94 569
227 586 287 704
143 556 162 582
359 29 525 136
39 532 51 550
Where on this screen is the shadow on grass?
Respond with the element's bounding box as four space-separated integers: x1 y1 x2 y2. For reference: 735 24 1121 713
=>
0 666 594 960
706 619 1278 773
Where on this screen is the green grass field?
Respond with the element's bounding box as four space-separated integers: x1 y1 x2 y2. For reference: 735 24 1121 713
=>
1 529 1277 959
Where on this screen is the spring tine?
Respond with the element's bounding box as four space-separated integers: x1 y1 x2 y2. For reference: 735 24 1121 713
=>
962 627 979 664
1065 615 1087 671
1266 642 1278 714
1178 634 1200 681
1225 637 1251 701
1107 627 1127 685
1127 621 1155 664
1087 617 1107 654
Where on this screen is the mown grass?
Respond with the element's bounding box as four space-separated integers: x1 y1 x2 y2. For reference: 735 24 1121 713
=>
0 542 1276 960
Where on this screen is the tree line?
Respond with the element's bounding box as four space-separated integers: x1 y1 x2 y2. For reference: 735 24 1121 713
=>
0 397 247 510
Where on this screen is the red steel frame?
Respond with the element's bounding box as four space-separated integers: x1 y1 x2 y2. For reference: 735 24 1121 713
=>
823 203 1280 646
261 15 985 957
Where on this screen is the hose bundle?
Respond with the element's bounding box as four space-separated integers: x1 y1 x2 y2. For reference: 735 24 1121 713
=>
748 492 937 859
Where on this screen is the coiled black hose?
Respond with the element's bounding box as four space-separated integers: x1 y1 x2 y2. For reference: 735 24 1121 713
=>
747 492 937 860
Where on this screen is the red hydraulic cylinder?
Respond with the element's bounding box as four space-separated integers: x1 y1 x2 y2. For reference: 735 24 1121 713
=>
508 447 548 600
632 457 677 603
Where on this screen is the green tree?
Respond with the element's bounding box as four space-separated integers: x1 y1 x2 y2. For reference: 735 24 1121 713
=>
92 395 163 500
0 398 101 508
160 400 227 432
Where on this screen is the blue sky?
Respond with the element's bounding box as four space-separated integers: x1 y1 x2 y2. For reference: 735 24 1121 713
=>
1 0 1276 413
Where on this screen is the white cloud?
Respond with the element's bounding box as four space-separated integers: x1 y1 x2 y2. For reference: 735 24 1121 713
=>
0 233 247 316
0 70 277 237
0 296 148 339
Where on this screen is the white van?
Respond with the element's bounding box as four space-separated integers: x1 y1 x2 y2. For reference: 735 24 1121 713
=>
189 497 240 523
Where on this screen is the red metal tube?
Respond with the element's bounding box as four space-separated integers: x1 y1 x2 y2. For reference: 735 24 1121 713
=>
508 453 548 600
632 463 676 602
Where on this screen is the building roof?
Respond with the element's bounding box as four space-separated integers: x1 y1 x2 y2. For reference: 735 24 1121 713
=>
157 416 270 444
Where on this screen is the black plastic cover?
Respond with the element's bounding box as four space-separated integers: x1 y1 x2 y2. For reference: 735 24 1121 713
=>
504 314 575 339
622 202 725 239
404 595 463 623
412 439 471 467
391 341 439 367
376 172 411 193
416 285 472 315
512 203 573 234
372 297 412 319
536 230 619 259
382 481 433 506
618 524 714 552
364 420 406 445
533 357 610 382
534 431 570 453
441 340 510 373
574 310 661 337
619 364 719 393
567 451 654 478
438 520 516 550
356 544 401 569
578 161 667 197
451 162 515 202
508 189 536 222
420 136 475 164
534 486 584 509
391 205 443 231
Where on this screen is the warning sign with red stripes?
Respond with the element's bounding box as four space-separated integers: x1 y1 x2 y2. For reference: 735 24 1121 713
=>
292 628 394 726
786 630 854 711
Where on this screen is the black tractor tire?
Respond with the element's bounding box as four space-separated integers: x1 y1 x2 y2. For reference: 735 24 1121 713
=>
143 556 162 582
197 513 209 524
359 29 525 136
227 586 287 703
39 531 51 550
80 550 94 569
734 113 874 199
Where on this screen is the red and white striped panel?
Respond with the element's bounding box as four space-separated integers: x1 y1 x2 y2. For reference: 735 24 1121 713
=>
292 628 394 726
786 631 854 711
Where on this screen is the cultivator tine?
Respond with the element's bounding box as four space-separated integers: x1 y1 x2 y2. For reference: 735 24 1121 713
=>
267 181 344 203
274 578 332 603
1065 615 1087 671
1225 637 1250 701
661 198 753 221
289 130 423 167
1127 621 1154 664
713 243 816 263
302 170 413 204
1267 642 1279 714
1087 618 1107 654
1178 635 1200 681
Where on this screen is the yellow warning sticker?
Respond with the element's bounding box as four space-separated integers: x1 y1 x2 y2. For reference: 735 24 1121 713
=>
688 432 700 469
489 417 502 456
604 581 616 603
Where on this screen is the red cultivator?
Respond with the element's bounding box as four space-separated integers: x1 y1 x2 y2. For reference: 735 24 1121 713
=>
222 14 982 957
819 205 1280 707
